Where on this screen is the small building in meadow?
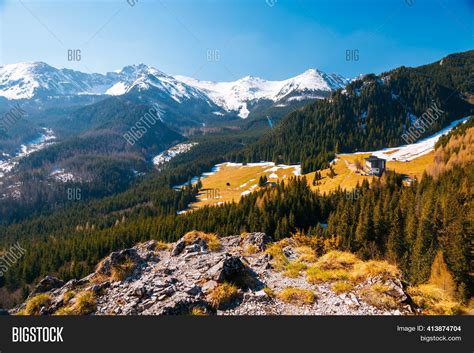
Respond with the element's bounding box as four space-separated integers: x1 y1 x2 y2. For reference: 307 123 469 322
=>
364 155 386 176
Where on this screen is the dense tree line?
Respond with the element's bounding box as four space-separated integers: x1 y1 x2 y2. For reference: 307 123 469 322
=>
1 157 471 306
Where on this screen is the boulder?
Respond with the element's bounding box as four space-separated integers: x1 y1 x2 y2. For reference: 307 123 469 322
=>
29 276 65 297
171 239 186 256
242 232 272 252
96 248 143 277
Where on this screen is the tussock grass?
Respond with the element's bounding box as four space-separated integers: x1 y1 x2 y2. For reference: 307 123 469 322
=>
332 281 354 294
265 243 289 271
155 241 172 251
208 283 239 309
55 291 97 316
190 307 207 316
263 287 276 298
243 244 259 256
350 260 400 283
315 251 359 270
283 261 308 278
278 287 315 305
294 246 317 263
111 258 137 281
306 266 349 283
18 293 52 315
407 284 462 315
183 231 221 251
63 290 76 305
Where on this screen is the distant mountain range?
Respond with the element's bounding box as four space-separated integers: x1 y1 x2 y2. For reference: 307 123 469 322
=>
0 62 348 119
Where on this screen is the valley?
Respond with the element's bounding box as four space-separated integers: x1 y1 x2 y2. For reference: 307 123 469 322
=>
0 50 472 316
173 114 468 210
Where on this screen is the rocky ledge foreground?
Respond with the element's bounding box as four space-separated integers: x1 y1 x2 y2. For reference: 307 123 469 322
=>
12 232 416 316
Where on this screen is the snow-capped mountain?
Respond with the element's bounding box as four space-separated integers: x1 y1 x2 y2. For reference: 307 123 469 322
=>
175 69 349 118
0 62 114 100
105 64 214 104
0 62 348 118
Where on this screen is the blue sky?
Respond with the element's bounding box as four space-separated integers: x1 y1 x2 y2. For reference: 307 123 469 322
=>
0 0 472 80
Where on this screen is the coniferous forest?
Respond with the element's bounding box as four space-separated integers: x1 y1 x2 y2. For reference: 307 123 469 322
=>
0 50 472 309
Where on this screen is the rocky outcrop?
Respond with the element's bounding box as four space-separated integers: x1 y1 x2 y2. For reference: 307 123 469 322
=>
28 276 65 297
12 233 415 316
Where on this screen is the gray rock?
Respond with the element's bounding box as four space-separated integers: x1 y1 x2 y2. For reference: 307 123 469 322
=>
171 240 186 256
242 232 272 252
29 276 65 297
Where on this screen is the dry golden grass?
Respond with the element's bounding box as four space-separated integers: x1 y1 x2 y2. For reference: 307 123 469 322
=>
243 244 259 256
155 241 172 251
350 260 400 283
63 290 76 305
265 243 289 271
278 287 315 305
359 283 398 310
263 287 276 298
17 293 52 315
111 258 137 281
188 163 299 209
315 251 360 270
55 291 97 316
294 246 317 263
407 284 462 315
283 261 308 278
332 281 354 294
183 231 221 251
190 307 207 316
307 151 432 195
208 283 239 309
387 152 434 179
306 267 349 283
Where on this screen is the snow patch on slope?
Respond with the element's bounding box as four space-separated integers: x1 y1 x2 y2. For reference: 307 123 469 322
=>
153 142 198 167
358 117 470 162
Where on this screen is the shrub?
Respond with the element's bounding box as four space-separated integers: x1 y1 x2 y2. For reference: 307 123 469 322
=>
19 294 52 315
183 231 221 251
208 283 239 309
332 281 354 294
278 287 315 305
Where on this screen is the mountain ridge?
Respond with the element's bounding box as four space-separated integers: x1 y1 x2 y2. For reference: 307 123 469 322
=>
0 62 348 119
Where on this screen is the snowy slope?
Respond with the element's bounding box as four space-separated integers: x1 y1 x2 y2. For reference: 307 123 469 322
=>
0 62 348 118
0 62 113 99
359 117 470 161
176 69 348 118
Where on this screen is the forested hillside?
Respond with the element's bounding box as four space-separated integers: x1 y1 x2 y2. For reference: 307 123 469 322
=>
229 51 473 173
0 52 472 309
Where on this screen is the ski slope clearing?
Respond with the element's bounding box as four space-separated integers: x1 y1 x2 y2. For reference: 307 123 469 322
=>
360 116 470 162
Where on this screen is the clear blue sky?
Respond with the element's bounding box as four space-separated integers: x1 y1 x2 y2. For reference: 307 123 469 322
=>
0 0 472 80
